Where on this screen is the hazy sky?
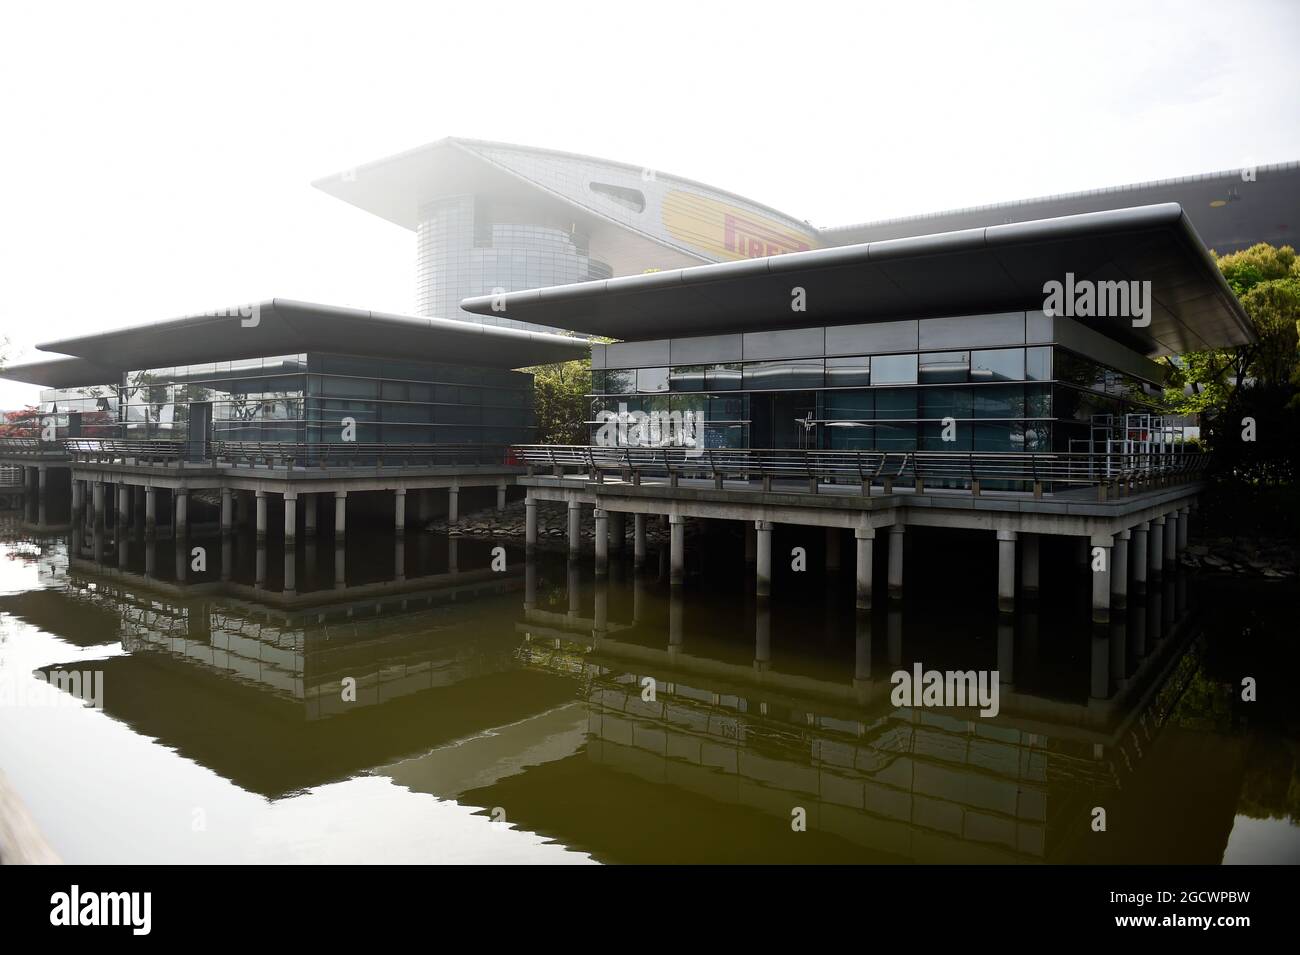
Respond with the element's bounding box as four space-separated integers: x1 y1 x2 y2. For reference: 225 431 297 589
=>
1 0 1297 407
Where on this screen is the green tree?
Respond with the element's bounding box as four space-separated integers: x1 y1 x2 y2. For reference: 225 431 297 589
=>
528 357 591 445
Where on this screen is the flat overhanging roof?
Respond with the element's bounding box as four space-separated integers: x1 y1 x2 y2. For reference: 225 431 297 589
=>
460 203 1255 357
0 355 120 389
2 299 587 388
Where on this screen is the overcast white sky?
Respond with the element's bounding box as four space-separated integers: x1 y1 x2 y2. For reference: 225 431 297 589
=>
1 0 1297 407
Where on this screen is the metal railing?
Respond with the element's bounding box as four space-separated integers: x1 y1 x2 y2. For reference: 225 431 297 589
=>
0 437 69 457
510 445 1209 499
58 438 512 470
66 438 185 464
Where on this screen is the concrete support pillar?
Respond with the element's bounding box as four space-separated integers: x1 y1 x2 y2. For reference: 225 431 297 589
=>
303 493 317 536
37 465 47 500
1177 506 1189 550
744 521 756 564
255 491 268 538
825 527 841 573
854 526 874 610
633 513 647 566
393 488 406 534
996 530 1017 615
1091 536 1113 625
144 486 156 536
669 513 685 585
220 487 233 533
1112 529 1130 610
1020 533 1039 600
496 482 506 513
1132 522 1149 594
283 492 296 540
595 508 609 575
755 520 773 597
1164 511 1178 570
92 482 105 528
334 490 347 538
567 499 582 558
525 497 538 548
117 483 129 529
71 479 84 516
1150 516 1165 580
447 485 459 525
887 524 905 602
609 511 625 554
174 489 188 536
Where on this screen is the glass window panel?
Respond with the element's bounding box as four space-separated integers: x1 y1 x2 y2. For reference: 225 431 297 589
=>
919 351 969 384
871 354 918 386
742 359 824 391
826 355 871 388
973 384 1024 419
705 363 743 391
603 369 636 394
875 422 917 450
1026 346 1051 381
824 389 874 418
875 388 917 420
637 367 670 393
971 348 1025 382
920 387 972 420
669 366 705 392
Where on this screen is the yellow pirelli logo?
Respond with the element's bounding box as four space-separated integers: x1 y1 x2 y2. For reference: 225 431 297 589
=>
662 190 816 260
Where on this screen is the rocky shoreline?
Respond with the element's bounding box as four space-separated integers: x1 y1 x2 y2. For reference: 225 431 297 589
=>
1180 538 1297 580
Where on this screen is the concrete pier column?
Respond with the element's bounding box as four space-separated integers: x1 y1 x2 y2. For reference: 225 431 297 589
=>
1020 533 1039 600
117 483 129 529
1164 511 1178 570
1150 516 1165 580
255 491 268 538
633 513 647 566
609 511 625 554
826 527 841 573
1090 535 1113 625
854 526 874 610
175 488 189 536
1132 522 1149 594
417 487 434 523
144 486 156 537
303 493 317 537
447 485 460 525
669 513 685 585
887 525 906 602
283 492 296 540
496 482 507 513
594 508 609 575
92 482 105 529
37 465 47 501
525 496 538 548
1177 505 1189 550
334 490 347 537
220 487 233 533
567 499 582 558
744 521 756 564
996 530 1017 614
393 488 406 534
755 520 773 597
71 479 84 516
1112 529 1130 610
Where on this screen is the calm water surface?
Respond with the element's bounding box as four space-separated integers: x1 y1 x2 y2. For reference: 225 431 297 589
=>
1 503 1297 865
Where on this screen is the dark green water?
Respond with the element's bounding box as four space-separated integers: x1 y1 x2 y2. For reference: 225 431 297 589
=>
1 502 1297 864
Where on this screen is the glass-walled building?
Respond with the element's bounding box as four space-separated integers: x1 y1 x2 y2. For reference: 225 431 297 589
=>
588 311 1164 454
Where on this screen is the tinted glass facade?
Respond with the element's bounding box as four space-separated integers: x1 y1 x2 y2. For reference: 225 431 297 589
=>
41 353 535 448
589 312 1162 453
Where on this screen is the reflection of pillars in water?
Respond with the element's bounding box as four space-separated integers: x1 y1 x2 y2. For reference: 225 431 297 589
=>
754 599 771 671
853 612 872 684
118 530 129 567
334 541 346 590
92 522 105 564
447 537 459 575
887 608 902 667
566 560 581 618
524 557 537 610
1089 630 1111 700
255 540 267 589
632 566 646 623
304 537 316 589
593 575 608 640
997 616 1014 687
1130 596 1146 658
825 527 841 573
1162 575 1175 633
284 546 296 596
1175 570 1187 618
669 514 685 586
668 587 683 652
70 522 83 561
221 535 232 582
175 537 188 583
1147 585 1163 643
1020 607 1040 670
144 537 156 577
1109 612 1128 687
394 536 405 582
